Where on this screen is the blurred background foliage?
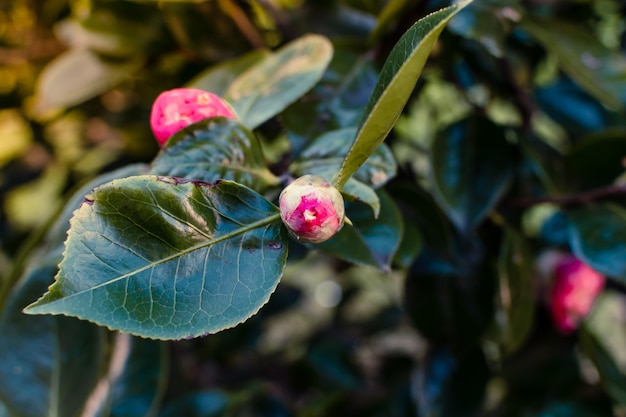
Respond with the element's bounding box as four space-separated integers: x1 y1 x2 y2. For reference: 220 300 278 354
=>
2 0 626 416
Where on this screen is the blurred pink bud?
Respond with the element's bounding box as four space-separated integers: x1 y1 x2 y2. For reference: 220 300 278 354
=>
150 88 237 146
550 255 605 333
279 175 345 244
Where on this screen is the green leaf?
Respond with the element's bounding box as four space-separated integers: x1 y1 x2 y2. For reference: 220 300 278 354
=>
522 18 626 111
150 118 279 191
580 327 626 406
332 1 473 189
25 175 288 340
368 0 413 43
33 49 142 116
186 49 272 96
568 204 626 282
317 189 403 272
290 128 396 189
0 254 104 417
282 49 378 155
430 117 514 232
496 229 535 355
224 34 333 129
289 127 396 216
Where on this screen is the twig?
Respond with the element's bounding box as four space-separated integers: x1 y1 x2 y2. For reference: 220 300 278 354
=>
505 183 626 207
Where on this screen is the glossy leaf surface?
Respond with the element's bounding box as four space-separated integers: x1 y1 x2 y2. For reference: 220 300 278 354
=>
25 176 288 340
430 117 514 232
150 118 279 191
225 34 333 129
568 204 626 282
333 1 473 189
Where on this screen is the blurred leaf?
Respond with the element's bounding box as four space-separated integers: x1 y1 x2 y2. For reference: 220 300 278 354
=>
368 0 412 43
413 346 489 417
388 181 458 261
0 109 32 166
225 34 333 129
534 77 612 137
25 176 288 340
496 228 535 354
282 49 378 155
55 2 163 58
430 117 514 233
307 338 362 389
317 189 403 272
158 391 228 417
333 1 473 189
405 254 495 348
187 49 271 96
580 328 626 406
446 0 520 57
150 117 279 192
33 49 142 115
566 129 626 190
0 254 104 417
95 334 168 417
568 204 626 282
523 18 626 111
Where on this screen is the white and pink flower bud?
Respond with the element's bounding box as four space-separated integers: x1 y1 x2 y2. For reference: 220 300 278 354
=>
279 175 345 243
150 88 237 146
550 255 605 334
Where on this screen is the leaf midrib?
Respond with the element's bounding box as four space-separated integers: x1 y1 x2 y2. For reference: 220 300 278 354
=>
29 213 281 308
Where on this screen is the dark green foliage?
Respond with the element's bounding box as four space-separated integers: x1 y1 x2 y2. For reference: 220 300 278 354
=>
2 0 626 416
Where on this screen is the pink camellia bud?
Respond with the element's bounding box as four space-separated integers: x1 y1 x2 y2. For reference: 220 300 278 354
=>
150 88 237 146
279 174 345 244
550 255 605 334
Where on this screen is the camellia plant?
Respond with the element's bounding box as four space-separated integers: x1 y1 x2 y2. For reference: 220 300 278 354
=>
21 3 472 340
3 0 626 416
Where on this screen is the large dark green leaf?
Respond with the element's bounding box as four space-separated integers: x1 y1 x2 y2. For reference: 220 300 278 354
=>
0 254 104 417
224 34 333 129
187 49 271 96
496 229 535 355
317 189 403 272
332 1 473 189
25 176 288 340
568 204 626 282
150 118 279 192
522 18 626 111
430 117 514 232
